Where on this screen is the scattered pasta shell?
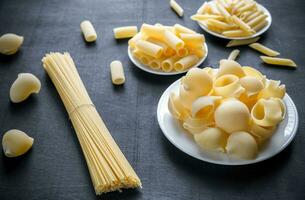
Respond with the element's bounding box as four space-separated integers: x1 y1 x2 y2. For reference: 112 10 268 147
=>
182 68 213 95
226 131 258 160
168 93 190 121
215 99 250 133
191 96 222 118
258 80 286 99
10 73 41 103
214 74 245 98
2 129 34 157
0 33 24 55
251 98 286 127
216 59 246 78
194 127 228 152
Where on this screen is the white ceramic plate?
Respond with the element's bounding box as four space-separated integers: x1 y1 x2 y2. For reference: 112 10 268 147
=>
157 79 298 165
197 3 272 40
128 43 208 75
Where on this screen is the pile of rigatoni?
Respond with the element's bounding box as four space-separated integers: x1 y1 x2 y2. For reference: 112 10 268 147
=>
192 0 268 37
128 23 206 72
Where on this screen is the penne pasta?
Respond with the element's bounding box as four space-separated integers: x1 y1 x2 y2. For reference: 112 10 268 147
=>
252 19 268 31
249 43 280 56
113 26 138 39
239 11 253 20
80 20 97 42
135 40 163 58
260 56 297 67
197 2 209 14
237 2 256 15
215 2 232 22
110 60 125 85
207 19 234 30
222 29 252 37
245 10 263 22
191 14 225 21
226 36 260 47
247 14 267 27
174 55 199 71
170 0 184 17
231 15 254 33
231 0 245 14
228 49 240 60
163 30 185 50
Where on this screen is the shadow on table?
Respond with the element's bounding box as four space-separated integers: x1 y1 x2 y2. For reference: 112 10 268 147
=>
98 188 142 200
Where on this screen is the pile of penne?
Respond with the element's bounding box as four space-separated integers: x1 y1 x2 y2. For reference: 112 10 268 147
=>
128 23 206 72
191 0 268 37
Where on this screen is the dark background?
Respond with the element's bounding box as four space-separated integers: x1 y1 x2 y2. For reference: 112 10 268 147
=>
0 0 304 199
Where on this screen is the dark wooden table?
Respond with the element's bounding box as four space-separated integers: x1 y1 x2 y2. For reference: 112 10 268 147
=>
0 0 304 199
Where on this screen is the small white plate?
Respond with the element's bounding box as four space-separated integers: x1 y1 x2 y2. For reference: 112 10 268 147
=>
128 43 208 75
157 79 298 165
197 3 272 40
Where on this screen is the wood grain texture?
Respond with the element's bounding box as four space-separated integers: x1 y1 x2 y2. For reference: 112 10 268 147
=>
0 0 304 199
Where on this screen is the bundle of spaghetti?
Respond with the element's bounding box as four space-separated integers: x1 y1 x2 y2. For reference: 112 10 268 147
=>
42 52 141 194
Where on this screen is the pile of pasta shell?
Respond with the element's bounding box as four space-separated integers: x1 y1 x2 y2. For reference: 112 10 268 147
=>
192 0 268 37
128 23 207 72
168 59 286 159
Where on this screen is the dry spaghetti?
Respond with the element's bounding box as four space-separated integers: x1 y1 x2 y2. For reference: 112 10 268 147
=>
42 52 141 194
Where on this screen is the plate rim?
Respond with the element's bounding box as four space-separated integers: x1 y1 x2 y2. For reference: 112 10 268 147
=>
157 78 298 166
128 43 208 76
197 3 272 40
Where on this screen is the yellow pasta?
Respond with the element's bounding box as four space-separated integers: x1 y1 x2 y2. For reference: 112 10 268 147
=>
249 43 280 56
176 47 189 57
42 53 141 194
163 30 184 50
245 10 263 22
247 14 267 27
260 56 297 67
140 23 165 40
110 61 125 85
197 2 211 14
80 20 97 42
227 49 240 60
194 127 228 152
215 2 232 22
217 59 246 78
180 33 205 46
191 14 225 21
252 19 268 32
174 24 196 35
239 11 253 20
222 29 252 37
231 15 254 33
168 93 190 120
226 36 260 47
148 59 162 70
113 26 138 39
135 40 163 58
258 80 286 99
170 0 184 17
128 32 144 48
214 74 245 97
174 55 199 71
146 37 172 56
161 56 179 72
207 19 234 30
237 2 256 15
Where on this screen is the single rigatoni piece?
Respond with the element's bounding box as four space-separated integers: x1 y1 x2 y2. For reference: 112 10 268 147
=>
180 33 205 46
80 20 97 42
149 59 162 69
174 55 199 71
260 56 297 67
174 24 196 35
176 47 189 57
113 26 138 39
163 30 184 50
231 15 254 33
128 33 144 48
228 49 240 60
140 24 165 40
42 53 141 194
170 0 184 17
135 40 163 58
110 61 125 85
226 37 260 47
161 56 179 72
249 43 280 56
133 49 154 65
147 38 172 56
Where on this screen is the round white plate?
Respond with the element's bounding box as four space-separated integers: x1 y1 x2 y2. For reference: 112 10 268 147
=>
197 3 272 40
157 79 298 165
128 43 208 75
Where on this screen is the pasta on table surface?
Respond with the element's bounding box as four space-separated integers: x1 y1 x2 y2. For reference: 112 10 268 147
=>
168 59 286 160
